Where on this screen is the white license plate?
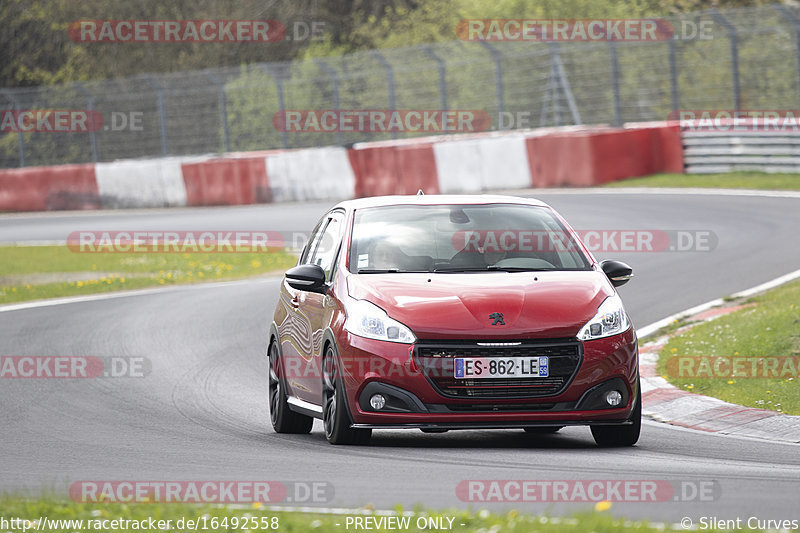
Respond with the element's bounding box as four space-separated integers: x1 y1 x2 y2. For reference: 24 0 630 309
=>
453 356 549 379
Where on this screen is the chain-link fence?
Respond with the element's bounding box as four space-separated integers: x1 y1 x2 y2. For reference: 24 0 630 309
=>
2 4 800 168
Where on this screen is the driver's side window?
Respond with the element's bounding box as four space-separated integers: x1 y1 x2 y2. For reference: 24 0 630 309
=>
302 211 344 281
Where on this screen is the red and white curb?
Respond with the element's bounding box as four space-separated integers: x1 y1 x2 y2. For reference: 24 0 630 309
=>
638 269 800 444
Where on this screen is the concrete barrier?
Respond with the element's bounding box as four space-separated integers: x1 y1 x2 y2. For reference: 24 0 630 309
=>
0 122 685 212
349 142 439 196
266 147 355 203
181 157 271 206
96 157 195 208
433 135 532 193
0 164 99 212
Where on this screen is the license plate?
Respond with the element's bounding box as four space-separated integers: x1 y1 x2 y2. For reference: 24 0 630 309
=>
453 356 549 379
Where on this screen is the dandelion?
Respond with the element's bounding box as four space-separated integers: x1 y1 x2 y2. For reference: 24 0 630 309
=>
251 260 262 268
252 502 262 509
670 348 677 353
595 501 612 512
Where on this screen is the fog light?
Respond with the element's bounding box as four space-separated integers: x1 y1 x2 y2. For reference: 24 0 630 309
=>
605 390 623 407
369 394 386 410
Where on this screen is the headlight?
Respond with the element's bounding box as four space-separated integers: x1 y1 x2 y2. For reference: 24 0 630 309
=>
344 299 416 344
577 294 630 341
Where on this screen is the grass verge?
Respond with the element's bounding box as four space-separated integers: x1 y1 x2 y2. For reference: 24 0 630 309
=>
0 245 297 305
0 497 759 532
605 171 800 190
656 280 800 415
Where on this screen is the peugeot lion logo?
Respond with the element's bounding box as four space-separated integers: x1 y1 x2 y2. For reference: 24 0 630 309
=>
489 312 505 325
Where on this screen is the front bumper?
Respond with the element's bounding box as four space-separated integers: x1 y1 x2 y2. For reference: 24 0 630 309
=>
336 328 639 427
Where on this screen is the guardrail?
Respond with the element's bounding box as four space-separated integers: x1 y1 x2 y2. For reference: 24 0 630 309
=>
683 129 800 174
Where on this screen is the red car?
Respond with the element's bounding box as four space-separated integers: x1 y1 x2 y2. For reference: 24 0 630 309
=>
268 195 639 446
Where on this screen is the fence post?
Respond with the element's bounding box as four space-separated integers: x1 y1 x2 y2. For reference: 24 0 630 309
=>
371 50 397 140
144 76 169 156
668 38 680 114
548 42 582 126
711 11 741 110
479 41 505 123
202 72 231 153
314 59 342 146
1 89 26 167
609 41 622 127
423 46 448 111
775 5 800 108
73 82 99 162
260 64 288 150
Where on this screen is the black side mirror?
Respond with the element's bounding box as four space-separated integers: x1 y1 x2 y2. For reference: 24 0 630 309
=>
600 260 633 287
285 264 328 294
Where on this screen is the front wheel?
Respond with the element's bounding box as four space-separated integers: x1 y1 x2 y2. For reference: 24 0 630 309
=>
591 379 641 447
322 346 371 445
268 342 313 434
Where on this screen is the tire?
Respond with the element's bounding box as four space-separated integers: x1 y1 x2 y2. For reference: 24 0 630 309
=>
322 346 371 445
523 426 563 434
268 342 313 434
591 379 641 447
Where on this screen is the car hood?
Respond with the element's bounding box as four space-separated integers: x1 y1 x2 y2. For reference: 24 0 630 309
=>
346 271 614 339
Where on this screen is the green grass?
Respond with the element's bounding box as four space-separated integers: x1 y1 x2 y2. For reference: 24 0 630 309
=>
0 245 298 305
605 172 800 190
657 280 800 415
0 497 760 533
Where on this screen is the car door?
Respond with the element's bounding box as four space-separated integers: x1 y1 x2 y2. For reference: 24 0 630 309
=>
282 210 345 405
278 216 327 401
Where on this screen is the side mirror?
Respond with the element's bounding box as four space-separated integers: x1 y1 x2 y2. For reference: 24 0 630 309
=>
600 260 633 287
285 264 328 294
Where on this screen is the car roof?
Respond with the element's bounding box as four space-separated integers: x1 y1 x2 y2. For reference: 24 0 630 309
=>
334 194 551 211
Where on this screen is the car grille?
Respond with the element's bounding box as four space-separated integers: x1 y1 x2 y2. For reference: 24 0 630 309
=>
414 340 582 399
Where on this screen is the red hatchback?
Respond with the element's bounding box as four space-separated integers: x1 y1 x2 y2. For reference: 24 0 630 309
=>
268 195 640 446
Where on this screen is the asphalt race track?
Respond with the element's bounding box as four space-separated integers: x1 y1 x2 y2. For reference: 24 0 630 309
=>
2 190 799 523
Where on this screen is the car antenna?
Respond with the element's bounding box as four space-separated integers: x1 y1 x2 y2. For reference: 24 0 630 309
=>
417 189 424 195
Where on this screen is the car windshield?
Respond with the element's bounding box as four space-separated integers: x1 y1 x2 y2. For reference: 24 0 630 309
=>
349 203 591 273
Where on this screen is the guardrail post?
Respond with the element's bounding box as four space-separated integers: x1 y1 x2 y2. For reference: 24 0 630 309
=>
423 46 448 111
479 41 505 123
144 76 169 156
73 82 99 162
314 59 342 146
710 11 741 110
203 72 231 153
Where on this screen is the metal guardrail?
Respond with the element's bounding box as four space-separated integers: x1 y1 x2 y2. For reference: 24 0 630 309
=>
3 4 800 168
683 130 800 173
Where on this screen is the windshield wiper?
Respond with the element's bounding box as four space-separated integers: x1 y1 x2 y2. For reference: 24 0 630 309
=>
433 266 502 273
433 266 554 273
357 269 427 274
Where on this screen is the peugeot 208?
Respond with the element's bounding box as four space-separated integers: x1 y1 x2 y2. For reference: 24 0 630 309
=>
268 195 638 446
